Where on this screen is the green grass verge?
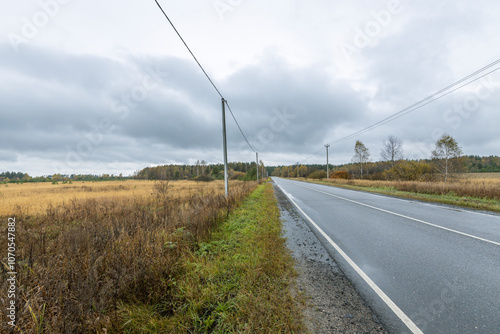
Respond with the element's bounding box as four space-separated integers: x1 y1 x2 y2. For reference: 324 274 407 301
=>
302 179 500 213
119 182 304 333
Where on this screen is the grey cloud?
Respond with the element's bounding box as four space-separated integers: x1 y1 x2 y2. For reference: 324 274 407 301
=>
222 53 368 148
0 150 18 163
1 0 500 174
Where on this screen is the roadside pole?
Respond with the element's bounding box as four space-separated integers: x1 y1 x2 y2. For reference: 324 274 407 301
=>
222 98 228 197
256 152 259 181
325 144 330 179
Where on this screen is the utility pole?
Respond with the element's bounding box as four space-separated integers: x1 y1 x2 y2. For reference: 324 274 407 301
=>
222 98 228 197
256 152 259 181
325 144 330 179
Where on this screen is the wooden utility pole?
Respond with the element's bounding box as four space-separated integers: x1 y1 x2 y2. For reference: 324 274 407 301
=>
256 152 259 181
325 144 330 179
222 98 228 197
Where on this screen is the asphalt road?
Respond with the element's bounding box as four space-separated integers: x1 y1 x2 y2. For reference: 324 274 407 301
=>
272 177 500 334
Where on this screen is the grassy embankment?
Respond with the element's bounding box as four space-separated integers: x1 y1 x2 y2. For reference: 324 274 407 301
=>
1 180 303 333
298 173 500 212
120 182 303 333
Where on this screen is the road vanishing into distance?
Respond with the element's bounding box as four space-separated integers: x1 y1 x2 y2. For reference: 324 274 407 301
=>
272 177 500 334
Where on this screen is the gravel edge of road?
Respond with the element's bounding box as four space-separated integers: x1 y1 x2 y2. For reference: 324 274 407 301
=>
273 182 388 333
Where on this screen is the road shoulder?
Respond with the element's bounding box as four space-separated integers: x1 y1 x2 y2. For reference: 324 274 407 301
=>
274 183 388 333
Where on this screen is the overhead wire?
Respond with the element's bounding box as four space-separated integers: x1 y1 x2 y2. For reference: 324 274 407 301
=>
329 66 500 145
153 0 223 99
297 59 500 166
327 58 500 145
153 0 499 165
225 100 257 152
153 0 256 153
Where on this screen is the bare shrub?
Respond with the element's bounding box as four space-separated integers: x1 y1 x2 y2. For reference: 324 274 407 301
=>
308 170 327 179
331 170 351 179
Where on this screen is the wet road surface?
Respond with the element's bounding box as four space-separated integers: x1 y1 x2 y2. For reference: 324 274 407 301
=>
275 183 388 333
273 177 500 334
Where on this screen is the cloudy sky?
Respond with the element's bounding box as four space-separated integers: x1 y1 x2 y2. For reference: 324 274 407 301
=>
1 0 499 176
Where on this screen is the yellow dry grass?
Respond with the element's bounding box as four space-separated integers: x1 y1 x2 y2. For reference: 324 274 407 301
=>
0 179 236 216
338 175 500 188
0 178 256 333
311 173 500 200
460 172 500 180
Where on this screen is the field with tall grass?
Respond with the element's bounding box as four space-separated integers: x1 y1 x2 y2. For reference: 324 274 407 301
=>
301 173 500 212
2 179 298 333
0 180 231 216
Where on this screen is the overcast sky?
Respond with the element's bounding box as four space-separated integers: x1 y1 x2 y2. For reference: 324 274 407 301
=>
1 0 499 176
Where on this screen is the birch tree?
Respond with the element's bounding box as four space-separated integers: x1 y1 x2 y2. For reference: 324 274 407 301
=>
431 134 463 182
352 140 370 178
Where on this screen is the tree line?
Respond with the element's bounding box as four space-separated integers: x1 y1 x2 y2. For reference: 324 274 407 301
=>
270 134 500 182
0 173 127 184
0 162 267 183
133 161 267 181
2 134 498 184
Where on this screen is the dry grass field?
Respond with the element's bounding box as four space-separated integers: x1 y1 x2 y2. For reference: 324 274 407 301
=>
310 173 500 199
459 172 500 180
0 180 235 216
303 173 500 211
0 179 256 333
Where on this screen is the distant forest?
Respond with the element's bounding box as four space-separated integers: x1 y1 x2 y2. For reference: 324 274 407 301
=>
134 161 264 181
134 155 500 182
0 161 264 183
267 155 500 181
1 155 499 183
0 172 127 183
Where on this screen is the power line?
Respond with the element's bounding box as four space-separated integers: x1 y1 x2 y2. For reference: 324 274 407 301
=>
225 100 257 152
297 59 500 166
328 58 500 145
153 0 256 153
333 66 500 144
153 0 223 99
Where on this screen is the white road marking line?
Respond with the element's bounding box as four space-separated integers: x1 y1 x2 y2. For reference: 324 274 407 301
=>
301 179 500 220
274 181 424 334
296 182 500 247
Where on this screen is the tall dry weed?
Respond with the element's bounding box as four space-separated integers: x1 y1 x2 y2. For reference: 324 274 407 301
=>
324 177 500 200
1 181 256 333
